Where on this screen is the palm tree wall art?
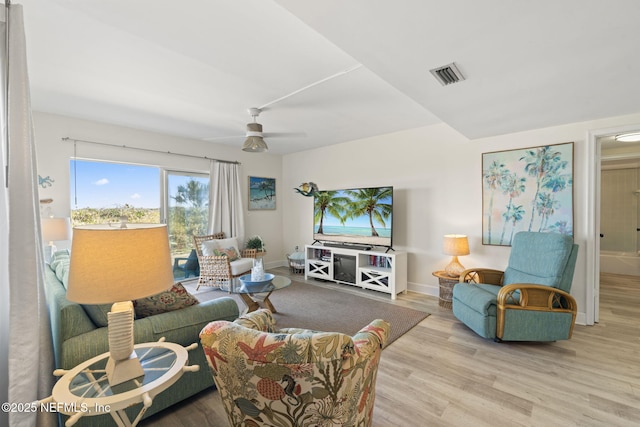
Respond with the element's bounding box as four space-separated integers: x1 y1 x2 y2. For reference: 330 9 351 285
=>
482 142 574 246
248 176 276 210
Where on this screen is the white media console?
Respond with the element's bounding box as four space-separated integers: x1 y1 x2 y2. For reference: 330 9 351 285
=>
304 244 407 299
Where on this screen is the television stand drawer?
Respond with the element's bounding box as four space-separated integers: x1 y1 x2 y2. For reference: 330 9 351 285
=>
306 260 331 280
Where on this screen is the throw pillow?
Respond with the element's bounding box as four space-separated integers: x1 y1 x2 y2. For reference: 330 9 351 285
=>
201 237 241 261
82 303 112 328
133 282 199 318
213 245 241 261
201 240 217 256
50 249 70 263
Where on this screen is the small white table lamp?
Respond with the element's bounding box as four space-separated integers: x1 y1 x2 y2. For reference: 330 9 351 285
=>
443 234 470 277
41 217 71 262
67 224 174 386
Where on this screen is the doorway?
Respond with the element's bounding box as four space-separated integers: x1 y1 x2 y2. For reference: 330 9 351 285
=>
600 150 640 275
591 126 640 324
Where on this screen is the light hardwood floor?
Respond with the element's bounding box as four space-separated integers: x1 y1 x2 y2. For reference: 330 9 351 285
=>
141 269 640 426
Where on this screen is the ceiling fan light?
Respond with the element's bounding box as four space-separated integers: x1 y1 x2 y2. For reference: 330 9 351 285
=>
242 136 268 152
614 133 640 142
242 121 268 152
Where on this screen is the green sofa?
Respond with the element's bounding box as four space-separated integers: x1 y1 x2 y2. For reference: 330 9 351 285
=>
44 250 240 426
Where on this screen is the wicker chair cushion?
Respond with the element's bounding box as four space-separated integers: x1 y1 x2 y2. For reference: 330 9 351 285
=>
230 258 254 276
201 237 241 261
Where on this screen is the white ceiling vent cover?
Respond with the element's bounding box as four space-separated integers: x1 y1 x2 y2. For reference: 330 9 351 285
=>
430 62 465 86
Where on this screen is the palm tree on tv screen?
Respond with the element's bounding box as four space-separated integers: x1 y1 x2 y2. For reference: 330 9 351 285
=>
344 187 392 237
314 191 349 234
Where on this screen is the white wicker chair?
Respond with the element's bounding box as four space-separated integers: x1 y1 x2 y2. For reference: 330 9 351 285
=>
193 233 257 290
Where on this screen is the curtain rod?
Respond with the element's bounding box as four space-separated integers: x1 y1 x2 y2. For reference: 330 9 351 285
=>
62 137 241 164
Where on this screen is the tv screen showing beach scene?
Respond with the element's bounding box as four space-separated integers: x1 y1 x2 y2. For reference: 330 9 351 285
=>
313 186 393 248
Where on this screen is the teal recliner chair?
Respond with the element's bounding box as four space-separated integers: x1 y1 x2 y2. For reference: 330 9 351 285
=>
452 232 579 341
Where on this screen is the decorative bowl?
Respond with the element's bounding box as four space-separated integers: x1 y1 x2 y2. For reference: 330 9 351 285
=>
239 273 275 289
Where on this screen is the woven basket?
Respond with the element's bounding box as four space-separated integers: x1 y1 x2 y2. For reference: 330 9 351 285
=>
438 280 455 308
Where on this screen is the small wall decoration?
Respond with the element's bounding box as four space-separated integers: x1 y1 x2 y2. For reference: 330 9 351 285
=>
294 182 318 197
482 142 574 246
249 176 276 210
39 175 55 188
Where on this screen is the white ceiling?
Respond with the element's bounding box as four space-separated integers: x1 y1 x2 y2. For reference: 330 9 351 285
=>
19 0 640 154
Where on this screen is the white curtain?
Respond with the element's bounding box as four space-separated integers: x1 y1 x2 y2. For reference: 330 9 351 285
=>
0 9 9 426
3 4 55 427
208 161 245 245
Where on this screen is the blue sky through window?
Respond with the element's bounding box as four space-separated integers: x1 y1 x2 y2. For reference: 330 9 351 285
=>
70 160 160 209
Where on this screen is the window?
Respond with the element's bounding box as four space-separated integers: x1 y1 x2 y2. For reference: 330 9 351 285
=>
70 160 161 225
70 160 211 278
165 170 209 259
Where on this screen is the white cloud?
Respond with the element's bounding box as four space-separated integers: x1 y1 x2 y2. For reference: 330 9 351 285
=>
130 193 141 200
94 178 109 186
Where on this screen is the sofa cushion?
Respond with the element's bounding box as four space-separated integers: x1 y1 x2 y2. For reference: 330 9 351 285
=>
201 237 241 261
49 250 71 289
133 282 199 318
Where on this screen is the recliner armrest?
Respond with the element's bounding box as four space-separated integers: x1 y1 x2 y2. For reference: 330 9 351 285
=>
459 268 504 285
496 283 577 339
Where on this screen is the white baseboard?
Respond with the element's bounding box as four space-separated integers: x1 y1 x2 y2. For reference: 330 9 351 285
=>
407 281 439 298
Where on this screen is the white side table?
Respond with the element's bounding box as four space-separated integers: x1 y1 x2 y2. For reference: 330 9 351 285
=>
41 339 200 427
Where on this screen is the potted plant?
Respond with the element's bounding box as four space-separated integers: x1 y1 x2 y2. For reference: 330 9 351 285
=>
246 235 266 254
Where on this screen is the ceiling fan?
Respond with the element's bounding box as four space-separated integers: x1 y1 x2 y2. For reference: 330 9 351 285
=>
203 64 363 152
242 107 302 153
203 107 304 153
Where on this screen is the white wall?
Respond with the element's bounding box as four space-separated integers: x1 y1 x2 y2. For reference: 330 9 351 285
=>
282 113 640 324
33 110 640 324
32 112 285 268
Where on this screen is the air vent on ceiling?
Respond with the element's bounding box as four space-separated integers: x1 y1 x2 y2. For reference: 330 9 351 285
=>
430 62 465 86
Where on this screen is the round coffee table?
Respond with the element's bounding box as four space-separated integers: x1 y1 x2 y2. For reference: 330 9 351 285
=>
221 275 291 313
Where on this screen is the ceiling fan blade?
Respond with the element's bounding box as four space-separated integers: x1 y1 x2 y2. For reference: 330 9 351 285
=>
263 132 307 138
202 134 244 141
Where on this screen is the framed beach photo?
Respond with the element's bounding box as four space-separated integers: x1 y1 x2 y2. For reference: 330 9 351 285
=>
482 142 574 246
248 176 276 210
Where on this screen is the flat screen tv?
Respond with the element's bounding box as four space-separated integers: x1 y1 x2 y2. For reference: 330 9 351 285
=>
313 186 393 248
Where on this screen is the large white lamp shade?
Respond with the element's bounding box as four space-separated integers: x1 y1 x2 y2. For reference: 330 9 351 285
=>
67 224 174 385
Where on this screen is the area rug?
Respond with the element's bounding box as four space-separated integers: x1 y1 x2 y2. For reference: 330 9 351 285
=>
183 279 429 346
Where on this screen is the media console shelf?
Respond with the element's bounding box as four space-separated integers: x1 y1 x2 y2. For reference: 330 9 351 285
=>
304 245 407 299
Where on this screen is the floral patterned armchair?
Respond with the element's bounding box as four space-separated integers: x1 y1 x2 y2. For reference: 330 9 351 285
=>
199 309 390 426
